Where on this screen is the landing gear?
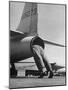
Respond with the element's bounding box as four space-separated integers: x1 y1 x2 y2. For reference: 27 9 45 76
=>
10 63 17 78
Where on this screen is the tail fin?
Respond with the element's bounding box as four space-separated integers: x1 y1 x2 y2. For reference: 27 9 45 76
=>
16 2 38 36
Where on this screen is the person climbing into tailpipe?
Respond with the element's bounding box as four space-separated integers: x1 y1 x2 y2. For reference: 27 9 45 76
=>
32 37 53 78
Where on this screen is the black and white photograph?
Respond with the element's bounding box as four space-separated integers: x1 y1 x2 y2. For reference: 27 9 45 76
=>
9 1 66 89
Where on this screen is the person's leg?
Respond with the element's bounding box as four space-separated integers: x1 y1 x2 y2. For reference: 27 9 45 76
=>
33 48 46 77
42 54 53 78
33 45 53 78
42 55 52 71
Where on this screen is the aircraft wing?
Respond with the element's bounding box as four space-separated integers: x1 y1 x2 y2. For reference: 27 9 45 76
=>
15 62 36 70
44 40 66 47
15 62 65 72
10 30 24 36
10 30 28 40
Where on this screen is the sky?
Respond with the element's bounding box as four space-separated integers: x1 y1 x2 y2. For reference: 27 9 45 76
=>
10 2 65 66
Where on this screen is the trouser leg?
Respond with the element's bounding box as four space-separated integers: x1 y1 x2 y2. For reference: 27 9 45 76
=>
42 55 52 71
33 46 53 78
33 50 46 74
34 57 45 73
42 55 53 78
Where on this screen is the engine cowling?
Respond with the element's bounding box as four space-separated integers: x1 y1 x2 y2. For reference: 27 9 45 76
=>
10 36 44 63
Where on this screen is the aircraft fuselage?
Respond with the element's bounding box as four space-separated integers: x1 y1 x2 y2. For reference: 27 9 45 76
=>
10 38 33 63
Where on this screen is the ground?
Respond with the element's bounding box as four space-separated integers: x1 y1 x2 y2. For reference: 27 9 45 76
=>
9 76 66 89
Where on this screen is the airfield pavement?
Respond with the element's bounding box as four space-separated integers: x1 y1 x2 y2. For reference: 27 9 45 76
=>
9 76 66 89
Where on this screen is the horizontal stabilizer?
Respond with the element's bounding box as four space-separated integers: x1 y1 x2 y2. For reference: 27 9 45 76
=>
10 30 23 37
10 30 27 40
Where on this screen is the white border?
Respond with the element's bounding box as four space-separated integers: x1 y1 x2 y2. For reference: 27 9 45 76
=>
0 0 67 90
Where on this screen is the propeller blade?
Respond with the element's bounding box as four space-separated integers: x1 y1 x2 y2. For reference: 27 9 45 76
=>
44 40 66 47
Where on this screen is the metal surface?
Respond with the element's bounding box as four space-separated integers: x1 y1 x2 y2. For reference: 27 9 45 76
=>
10 36 44 63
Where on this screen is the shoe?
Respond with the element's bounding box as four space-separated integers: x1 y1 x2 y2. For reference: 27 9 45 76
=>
48 71 53 78
38 72 44 78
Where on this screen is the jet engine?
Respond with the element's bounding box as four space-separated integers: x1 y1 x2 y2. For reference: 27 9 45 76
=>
10 36 44 63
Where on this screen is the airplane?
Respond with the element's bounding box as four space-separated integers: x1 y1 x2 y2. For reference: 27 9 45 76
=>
15 62 64 71
50 63 65 72
10 2 65 78
54 68 66 76
14 62 65 77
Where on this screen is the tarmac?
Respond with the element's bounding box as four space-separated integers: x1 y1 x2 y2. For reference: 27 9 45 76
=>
9 76 66 89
